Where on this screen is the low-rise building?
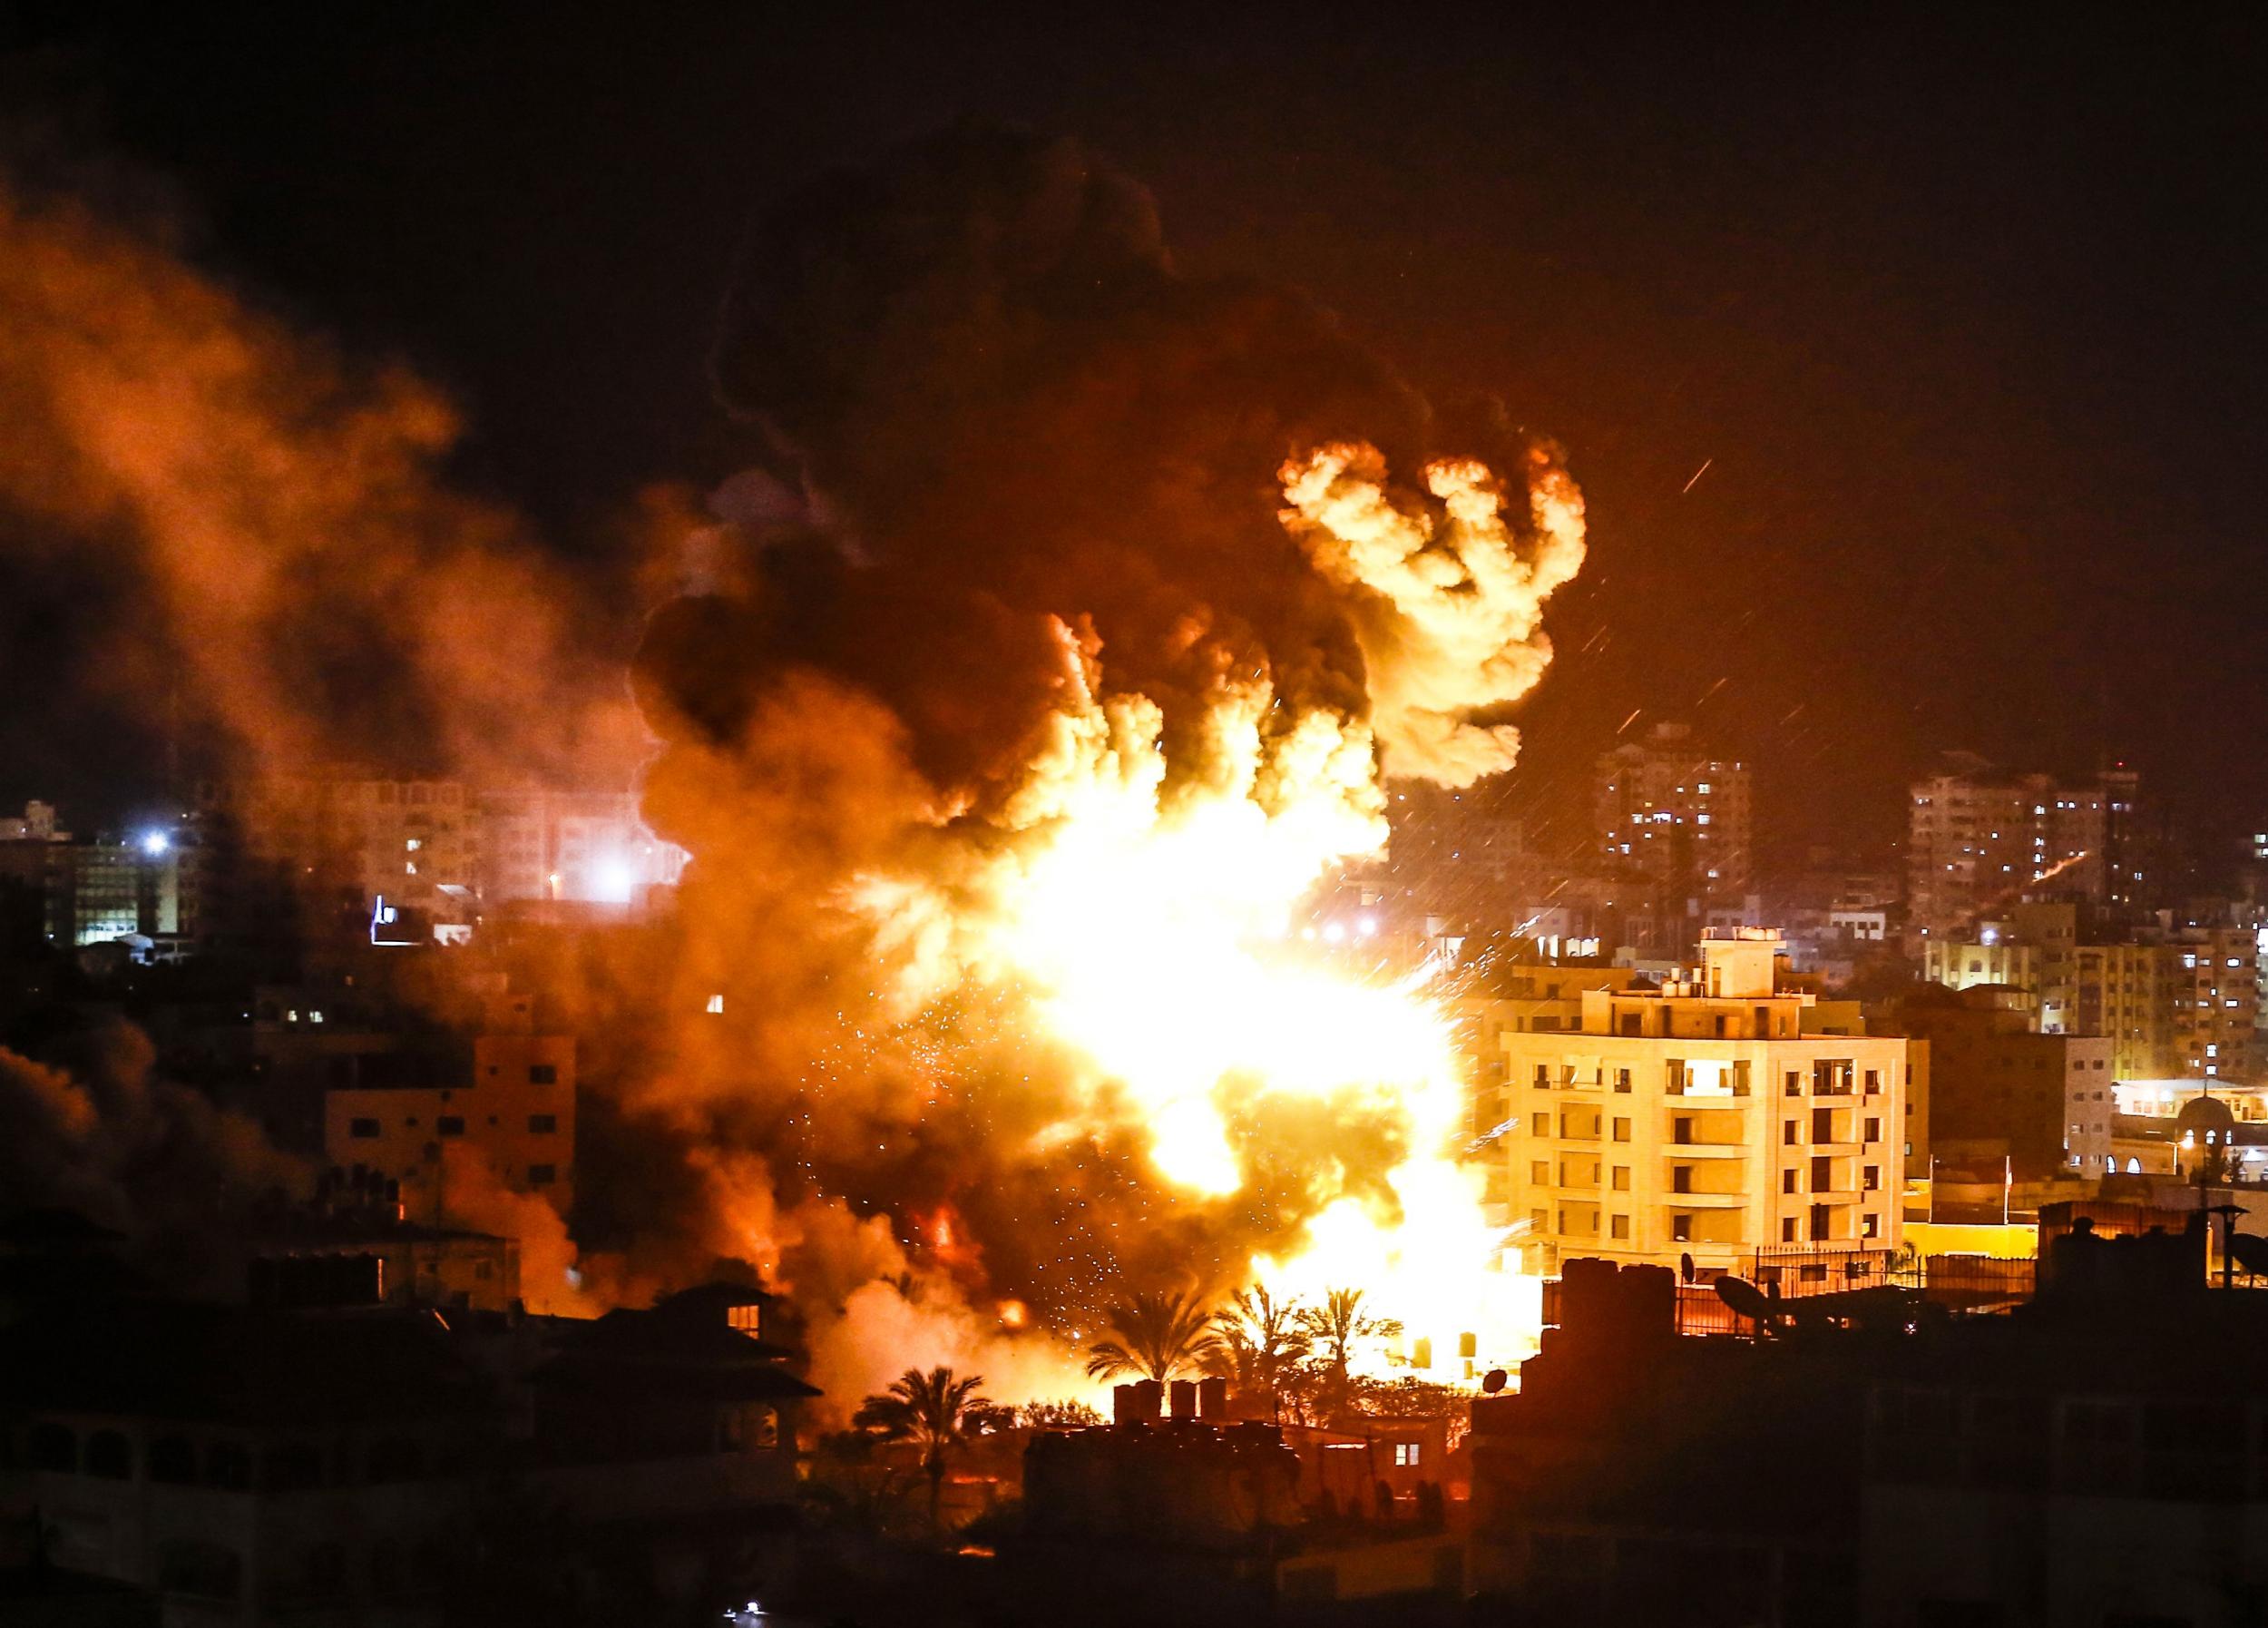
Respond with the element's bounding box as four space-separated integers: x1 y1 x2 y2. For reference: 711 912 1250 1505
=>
1894 986 2115 1182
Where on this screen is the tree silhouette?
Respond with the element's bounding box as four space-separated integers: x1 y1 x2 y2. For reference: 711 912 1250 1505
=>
851 1366 995 1532
1297 1288 1403 1421
1201 1286 1312 1420
1084 1288 1217 1384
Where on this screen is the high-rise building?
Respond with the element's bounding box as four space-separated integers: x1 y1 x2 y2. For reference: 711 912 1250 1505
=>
1905 755 2133 941
480 785 686 906
2167 927 2259 1084
1365 781 1540 934
1592 722 1752 954
1491 929 1910 1278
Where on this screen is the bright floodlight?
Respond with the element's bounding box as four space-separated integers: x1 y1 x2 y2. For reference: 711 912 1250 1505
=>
593 858 637 903
139 830 170 856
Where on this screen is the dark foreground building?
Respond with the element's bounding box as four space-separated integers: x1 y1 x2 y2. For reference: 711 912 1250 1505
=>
0 1223 816 1625
1472 1221 2268 1628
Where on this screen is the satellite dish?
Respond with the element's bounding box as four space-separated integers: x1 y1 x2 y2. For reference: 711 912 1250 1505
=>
1481 1368 1509 1395
1715 1276 1775 1325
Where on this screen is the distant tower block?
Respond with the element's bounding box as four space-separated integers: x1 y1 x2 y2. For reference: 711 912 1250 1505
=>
1168 1378 1198 1420
1197 1375 1228 1418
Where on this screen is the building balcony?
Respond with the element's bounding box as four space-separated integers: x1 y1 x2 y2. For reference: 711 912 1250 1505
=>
1665 1090 1756 1108
1806 1188 1864 1204
1662 1191 1748 1209
1664 1141 1748 1159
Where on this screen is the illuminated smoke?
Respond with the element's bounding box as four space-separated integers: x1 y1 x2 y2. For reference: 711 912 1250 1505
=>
0 172 644 788
631 126 1583 1389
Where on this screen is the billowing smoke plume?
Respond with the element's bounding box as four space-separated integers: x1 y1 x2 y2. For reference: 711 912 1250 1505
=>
0 1025 305 1295
0 126 1582 1405
0 172 644 788
0 162 640 1288
625 126 1585 1393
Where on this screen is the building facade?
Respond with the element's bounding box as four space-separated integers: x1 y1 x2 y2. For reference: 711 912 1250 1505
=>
1591 722 1753 953
1906 755 2123 942
322 1012 578 1222
1494 929 1910 1278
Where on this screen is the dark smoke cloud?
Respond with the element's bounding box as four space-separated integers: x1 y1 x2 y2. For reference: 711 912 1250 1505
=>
0 1024 306 1296
620 126 1580 1388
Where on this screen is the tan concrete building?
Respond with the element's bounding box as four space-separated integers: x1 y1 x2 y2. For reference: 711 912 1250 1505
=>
325 1025 577 1222
1494 928 1911 1278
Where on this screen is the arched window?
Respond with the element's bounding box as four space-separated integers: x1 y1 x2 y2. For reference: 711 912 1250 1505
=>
149 1435 198 1484
205 1441 252 1491
84 1430 132 1479
261 1441 325 1493
26 1423 75 1473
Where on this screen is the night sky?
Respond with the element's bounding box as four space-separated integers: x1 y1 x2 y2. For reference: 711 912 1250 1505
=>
5 8 2264 870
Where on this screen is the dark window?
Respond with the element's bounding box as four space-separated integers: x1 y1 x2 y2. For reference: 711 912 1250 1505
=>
1670 1166 1694 1194
206 1441 252 1491
1672 1115 1693 1145
529 1064 558 1084
1813 1107 1834 1142
436 1116 464 1137
1533 1064 1550 1087
1782 1169 1797 1194
149 1435 198 1484
528 1163 557 1186
1784 1071 1802 1097
1784 1120 1799 1146
1809 1203 1832 1241
1812 1155 1833 1191
85 1430 132 1479
1611 1117 1630 1143
1614 1068 1631 1094
1863 1165 1882 1191
262 1442 324 1493
1669 1214 1693 1242
1619 1013 1641 1037
528 1113 557 1134
1781 1217 1797 1242
1863 1116 1882 1143
349 1117 379 1139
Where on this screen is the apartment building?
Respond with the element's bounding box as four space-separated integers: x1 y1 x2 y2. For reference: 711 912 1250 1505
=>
1895 986 2115 1180
1591 722 1753 954
2169 927 2260 1084
1494 929 1911 1278
321 995 577 1221
1906 756 2121 941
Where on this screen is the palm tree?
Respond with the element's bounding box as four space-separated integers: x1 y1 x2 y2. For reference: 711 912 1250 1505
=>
851 1366 995 1532
1297 1288 1403 1420
1202 1286 1312 1420
1084 1288 1217 1384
